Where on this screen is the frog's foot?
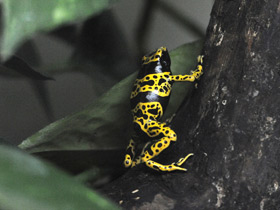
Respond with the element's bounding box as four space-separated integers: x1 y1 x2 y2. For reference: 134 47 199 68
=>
169 55 204 82
124 154 133 168
144 153 194 172
123 139 136 168
145 160 188 172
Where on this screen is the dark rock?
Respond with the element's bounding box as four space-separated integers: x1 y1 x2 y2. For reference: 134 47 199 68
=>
102 1 280 209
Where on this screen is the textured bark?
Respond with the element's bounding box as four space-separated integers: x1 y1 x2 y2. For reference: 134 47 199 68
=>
102 0 280 209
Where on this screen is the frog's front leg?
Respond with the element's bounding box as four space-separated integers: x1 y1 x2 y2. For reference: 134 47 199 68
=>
123 138 136 168
170 55 204 82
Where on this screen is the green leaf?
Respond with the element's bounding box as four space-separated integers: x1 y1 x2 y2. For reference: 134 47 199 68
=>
1 55 52 80
19 41 203 154
1 0 117 60
0 145 119 210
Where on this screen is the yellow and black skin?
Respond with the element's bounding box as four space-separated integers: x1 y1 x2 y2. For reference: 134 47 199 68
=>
124 47 204 172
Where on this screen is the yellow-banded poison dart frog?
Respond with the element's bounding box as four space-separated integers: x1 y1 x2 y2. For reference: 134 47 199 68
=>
124 46 204 172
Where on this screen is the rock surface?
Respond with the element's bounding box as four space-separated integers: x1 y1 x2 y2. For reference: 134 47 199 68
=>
102 1 280 209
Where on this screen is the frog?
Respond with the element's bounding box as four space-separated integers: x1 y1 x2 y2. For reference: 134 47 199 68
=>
123 46 204 172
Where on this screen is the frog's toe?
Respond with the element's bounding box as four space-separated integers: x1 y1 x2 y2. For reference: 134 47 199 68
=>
176 153 194 166
124 154 133 168
170 164 188 171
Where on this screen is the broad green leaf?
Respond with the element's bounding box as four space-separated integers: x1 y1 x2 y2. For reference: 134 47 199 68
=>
0 144 119 210
1 0 117 60
19 41 203 153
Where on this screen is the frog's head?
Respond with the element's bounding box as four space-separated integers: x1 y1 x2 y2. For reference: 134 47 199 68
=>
124 154 132 168
141 47 171 74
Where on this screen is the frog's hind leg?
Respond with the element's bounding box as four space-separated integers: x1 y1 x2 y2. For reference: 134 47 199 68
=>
145 153 194 172
140 121 177 163
139 121 193 171
123 139 136 168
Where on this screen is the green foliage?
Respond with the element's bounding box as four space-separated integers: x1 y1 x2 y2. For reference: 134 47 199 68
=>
0 0 205 208
0 144 119 210
1 0 117 60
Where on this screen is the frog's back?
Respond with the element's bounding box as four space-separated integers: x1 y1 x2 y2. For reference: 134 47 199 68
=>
130 47 172 120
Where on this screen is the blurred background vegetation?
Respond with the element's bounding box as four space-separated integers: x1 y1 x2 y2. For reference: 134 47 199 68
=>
0 0 212 145
0 0 213 209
